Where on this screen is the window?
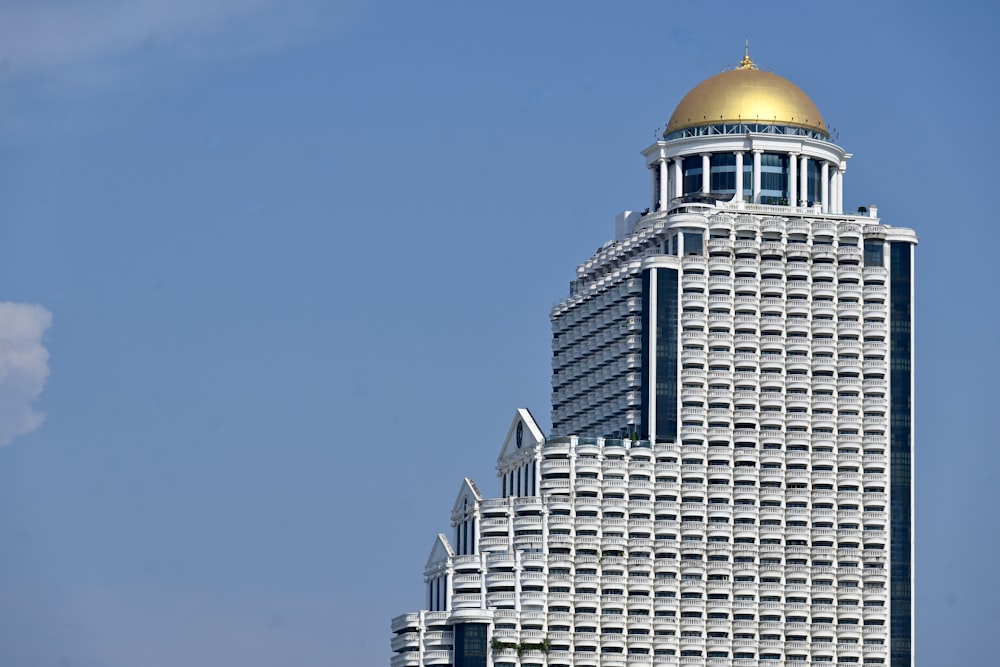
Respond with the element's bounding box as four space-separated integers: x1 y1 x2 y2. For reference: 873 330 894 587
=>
684 232 704 256
864 240 884 267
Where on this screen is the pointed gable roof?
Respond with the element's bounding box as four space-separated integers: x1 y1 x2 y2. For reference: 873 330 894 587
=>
497 408 545 465
425 533 454 572
451 477 483 518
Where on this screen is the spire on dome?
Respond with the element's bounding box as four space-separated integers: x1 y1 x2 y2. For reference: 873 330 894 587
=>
738 40 758 70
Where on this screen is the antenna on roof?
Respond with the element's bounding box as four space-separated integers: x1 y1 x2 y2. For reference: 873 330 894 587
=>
738 39 757 70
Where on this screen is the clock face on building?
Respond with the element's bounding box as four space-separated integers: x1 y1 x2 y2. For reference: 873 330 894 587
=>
516 422 523 448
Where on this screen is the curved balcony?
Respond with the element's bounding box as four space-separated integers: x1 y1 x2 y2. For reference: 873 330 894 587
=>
837 302 864 321
483 589 517 607
735 280 760 299
837 356 863 375
683 268 708 285
837 282 864 301
630 476 655 493
541 459 570 476
389 651 423 667
707 462 733 478
709 254 734 270
837 320 862 337
602 512 627 530
480 515 510 534
390 630 422 655
806 298 834 317
863 287 887 306
757 333 783 353
570 647 600 665
833 374 862 393
778 281 806 300
573 455 603 473
863 301 887 317
625 633 654 650
806 319 834 339
708 274 735 291
811 284 837 301
604 475 628 491
860 352 886 371
760 274 783 291
811 258 836 276
682 295 708 313
836 243 862 260
838 263 863 281
629 535 655 549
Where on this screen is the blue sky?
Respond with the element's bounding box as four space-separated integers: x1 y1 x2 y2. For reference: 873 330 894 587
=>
0 1 997 665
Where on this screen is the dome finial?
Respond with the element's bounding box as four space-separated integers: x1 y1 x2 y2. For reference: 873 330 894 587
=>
738 40 757 70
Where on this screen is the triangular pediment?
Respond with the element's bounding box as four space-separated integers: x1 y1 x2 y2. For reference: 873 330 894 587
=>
425 533 454 572
451 477 482 519
497 408 545 464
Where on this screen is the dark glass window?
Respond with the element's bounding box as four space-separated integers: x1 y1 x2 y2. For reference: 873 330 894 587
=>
865 241 884 267
641 268 678 443
759 153 790 205
889 242 913 667
653 167 662 211
710 153 736 194
806 159 821 204
454 623 488 667
682 156 702 195
684 232 703 256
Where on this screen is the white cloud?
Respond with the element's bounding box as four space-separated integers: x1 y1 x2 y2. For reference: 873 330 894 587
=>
0 302 52 446
0 0 316 79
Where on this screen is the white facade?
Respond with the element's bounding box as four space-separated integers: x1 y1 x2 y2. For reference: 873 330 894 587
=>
392 60 916 667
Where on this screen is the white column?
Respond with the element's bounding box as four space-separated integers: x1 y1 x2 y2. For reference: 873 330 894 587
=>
821 161 830 212
480 552 487 607
734 151 744 203
838 167 846 213
799 155 809 205
789 153 798 208
513 553 521 612
830 167 840 214
647 268 657 440
701 154 711 194
752 150 762 203
659 159 669 211
672 159 683 198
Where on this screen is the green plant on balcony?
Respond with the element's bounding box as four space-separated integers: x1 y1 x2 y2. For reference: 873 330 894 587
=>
491 637 551 656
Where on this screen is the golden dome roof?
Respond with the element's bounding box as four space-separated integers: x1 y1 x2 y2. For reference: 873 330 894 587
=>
666 52 827 137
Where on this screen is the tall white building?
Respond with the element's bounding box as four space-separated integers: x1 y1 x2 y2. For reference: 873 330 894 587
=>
391 52 916 667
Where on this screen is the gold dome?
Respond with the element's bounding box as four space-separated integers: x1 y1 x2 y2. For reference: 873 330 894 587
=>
666 55 827 137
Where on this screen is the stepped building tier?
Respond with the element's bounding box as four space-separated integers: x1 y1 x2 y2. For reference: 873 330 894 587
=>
390 52 916 667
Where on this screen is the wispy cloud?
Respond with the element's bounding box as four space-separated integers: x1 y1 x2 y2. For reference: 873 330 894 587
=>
0 302 52 446
0 0 324 83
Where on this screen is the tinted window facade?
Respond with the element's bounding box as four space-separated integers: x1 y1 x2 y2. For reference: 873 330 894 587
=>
759 153 790 205
865 240 885 267
889 242 913 667
709 152 736 193
454 623 488 667
806 159 821 204
641 268 678 442
682 156 702 195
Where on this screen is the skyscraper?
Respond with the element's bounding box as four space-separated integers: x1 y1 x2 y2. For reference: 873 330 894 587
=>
390 52 916 667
